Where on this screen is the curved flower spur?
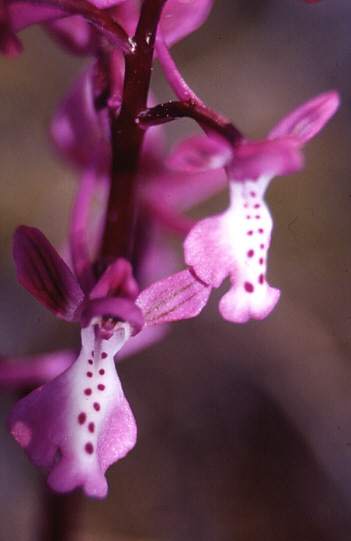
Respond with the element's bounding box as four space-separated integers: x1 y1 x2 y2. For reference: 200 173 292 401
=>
167 91 340 323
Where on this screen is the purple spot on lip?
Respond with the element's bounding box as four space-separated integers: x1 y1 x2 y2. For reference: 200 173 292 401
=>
78 413 86 425
247 231 253 236
259 274 265 284
88 359 93 365
93 402 100 411
97 384 105 391
87 372 93 378
247 250 254 258
244 282 254 293
99 369 105 375
85 442 94 454
84 388 92 396
101 352 107 359
88 422 95 433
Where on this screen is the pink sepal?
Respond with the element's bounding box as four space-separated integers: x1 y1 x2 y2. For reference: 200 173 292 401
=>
268 91 340 143
80 298 144 334
44 15 100 56
9 0 127 33
50 67 111 170
166 135 232 172
8 324 136 498
229 139 303 181
136 269 211 326
159 0 214 47
113 0 213 49
13 226 85 321
9 4 64 32
146 167 226 215
167 135 303 181
90 258 139 301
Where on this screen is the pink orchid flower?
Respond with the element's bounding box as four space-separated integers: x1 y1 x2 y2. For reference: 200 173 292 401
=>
7 225 209 497
8 226 142 497
167 91 340 323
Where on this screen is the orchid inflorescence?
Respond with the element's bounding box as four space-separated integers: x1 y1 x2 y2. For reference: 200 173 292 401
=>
1 0 338 499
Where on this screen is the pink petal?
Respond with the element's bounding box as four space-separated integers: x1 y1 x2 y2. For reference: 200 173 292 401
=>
159 0 214 47
268 91 340 144
0 350 75 389
80 298 144 335
50 66 112 170
166 135 232 172
9 4 64 32
8 323 136 498
145 167 227 214
90 258 139 301
184 177 280 323
229 139 304 182
44 15 100 56
69 168 108 293
9 0 128 33
13 226 85 321
136 269 211 326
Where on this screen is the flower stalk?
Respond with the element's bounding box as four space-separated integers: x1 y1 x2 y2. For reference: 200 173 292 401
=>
101 0 168 261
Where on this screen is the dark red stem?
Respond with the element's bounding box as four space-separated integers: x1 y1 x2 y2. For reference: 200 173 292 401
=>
138 99 244 145
100 0 168 261
39 487 81 541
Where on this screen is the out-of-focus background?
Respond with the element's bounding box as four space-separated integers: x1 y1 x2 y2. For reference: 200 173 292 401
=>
1 0 351 539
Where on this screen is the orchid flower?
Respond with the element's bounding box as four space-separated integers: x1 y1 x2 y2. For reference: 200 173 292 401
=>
167 91 340 323
8 226 142 497
7 225 210 497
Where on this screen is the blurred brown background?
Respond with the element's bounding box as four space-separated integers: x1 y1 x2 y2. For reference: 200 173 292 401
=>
1 0 351 539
